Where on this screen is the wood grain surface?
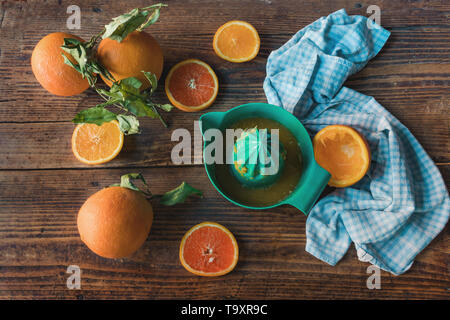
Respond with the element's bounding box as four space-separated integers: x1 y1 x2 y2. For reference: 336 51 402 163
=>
0 0 449 299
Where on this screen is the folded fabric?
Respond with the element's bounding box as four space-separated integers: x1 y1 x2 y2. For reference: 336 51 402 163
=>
263 9 449 275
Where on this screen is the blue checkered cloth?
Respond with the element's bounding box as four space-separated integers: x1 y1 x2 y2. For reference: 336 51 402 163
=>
263 9 449 275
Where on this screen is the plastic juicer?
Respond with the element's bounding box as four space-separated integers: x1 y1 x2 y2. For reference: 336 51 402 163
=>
200 103 331 215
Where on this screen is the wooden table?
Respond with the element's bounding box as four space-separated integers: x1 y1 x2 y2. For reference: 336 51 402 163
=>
0 0 448 300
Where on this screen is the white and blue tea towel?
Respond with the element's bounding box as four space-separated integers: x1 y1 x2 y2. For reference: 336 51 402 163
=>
263 9 449 275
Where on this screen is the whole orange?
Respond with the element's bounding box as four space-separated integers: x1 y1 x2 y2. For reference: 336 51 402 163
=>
97 31 164 90
31 32 90 96
77 186 154 259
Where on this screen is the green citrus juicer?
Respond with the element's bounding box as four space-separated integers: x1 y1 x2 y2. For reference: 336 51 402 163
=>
230 127 286 188
199 103 331 215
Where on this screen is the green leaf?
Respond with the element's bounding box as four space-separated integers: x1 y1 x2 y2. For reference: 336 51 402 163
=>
138 8 161 31
120 77 143 93
122 98 157 118
61 38 100 86
109 83 122 94
155 103 173 112
95 98 121 108
102 4 167 43
159 182 203 206
62 38 82 46
109 174 202 206
72 106 117 125
113 173 151 196
62 54 81 73
94 76 160 119
102 8 146 42
142 71 158 94
90 60 116 83
96 87 117 98
117 114 140 135
61 39 88 75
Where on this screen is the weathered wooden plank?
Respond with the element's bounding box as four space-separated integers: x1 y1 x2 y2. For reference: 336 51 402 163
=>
0 0 449 121
0 106 448 170
0 118 201 169
0 166 448 299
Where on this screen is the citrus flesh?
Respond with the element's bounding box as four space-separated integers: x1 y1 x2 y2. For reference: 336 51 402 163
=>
97 31 164 89
213 20 260 63
165 59 218 112
31 32 90 96
77 186 154 259
313 125 371 187
72 120 124 165
180 222 238 276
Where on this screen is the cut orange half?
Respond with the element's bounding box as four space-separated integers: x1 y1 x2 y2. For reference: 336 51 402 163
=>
179 222 239 277
313 125 371 188
213 20 260 63
72 120 124 165
165 59 219 112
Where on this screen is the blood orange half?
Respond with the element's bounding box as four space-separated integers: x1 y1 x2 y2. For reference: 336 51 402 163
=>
179 222 239 277
165 59 219 112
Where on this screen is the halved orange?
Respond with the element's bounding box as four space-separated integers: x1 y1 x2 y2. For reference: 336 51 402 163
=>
72 120 124 165
165 59 219 112
313 125 371 188
179 222 239 277
213 20 260 63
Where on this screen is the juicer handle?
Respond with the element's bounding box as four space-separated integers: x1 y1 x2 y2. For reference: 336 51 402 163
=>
285 161 331 215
